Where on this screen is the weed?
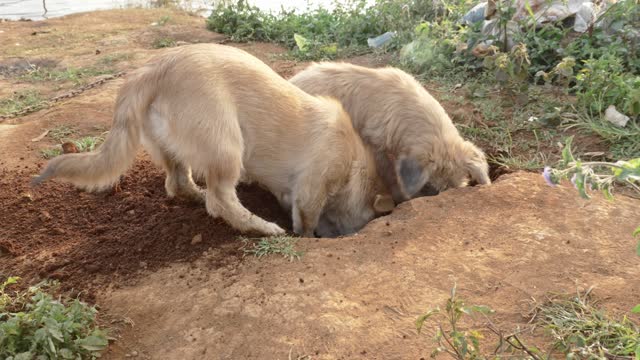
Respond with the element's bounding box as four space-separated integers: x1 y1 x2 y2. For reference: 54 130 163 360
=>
40 147 62 159
0 90 46 117
416 284 543 359
566 111 640 159
73 135 105 152
152 37 176 48
157 15 171 26
48 125 78 142
21 66 114 85
0 276 109 359
239 235 302 261
207 0 438 60
98 53 133 66
533 288 640 359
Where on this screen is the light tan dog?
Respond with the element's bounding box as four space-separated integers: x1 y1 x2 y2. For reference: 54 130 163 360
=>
32 44 394 237
289 62 491 203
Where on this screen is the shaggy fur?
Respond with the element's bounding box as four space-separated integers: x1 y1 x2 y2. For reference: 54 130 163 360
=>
32 44 394 237
289 62 491 203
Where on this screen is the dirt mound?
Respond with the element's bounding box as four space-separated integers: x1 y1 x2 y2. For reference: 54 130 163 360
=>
99 172 639 359
0 158 290 299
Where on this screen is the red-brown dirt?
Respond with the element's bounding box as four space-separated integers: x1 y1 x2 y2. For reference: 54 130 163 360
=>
1 8 639 360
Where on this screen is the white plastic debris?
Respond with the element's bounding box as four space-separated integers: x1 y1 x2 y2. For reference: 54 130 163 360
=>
462 2 488 25
367 31 396 48
604 105 630 127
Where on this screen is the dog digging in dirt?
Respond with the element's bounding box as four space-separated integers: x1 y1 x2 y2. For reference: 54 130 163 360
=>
289 62 491 204
32 44 395 238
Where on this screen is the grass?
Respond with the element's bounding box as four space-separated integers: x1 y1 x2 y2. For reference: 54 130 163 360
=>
48 125 78 142
40 147 62 159
39 133 106 159
20 66 114 85
0 276 109 359
73 135 105 152
0 90 46 117
239 235 303 261
534 289 640 358
97 53 133 66
152 37 176 48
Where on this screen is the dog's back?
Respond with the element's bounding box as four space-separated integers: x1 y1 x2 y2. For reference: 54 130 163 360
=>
289 62 490 201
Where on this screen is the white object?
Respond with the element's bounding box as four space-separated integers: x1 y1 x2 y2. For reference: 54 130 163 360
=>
604 105 630 127
367 31 396 48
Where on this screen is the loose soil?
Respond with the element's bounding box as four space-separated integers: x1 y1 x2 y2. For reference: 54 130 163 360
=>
1 8 639 360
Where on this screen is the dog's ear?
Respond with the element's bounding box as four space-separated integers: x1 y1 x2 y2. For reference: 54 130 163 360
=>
462 141 491 185
395 155 430 198
373 194 395 213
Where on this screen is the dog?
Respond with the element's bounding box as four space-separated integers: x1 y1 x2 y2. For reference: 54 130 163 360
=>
32 44 394 237
289 62 491 203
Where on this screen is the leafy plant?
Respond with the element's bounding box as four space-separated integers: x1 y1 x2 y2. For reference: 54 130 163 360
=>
239 235 302 261
543 137 640 200
0 277 109 359
206 0 439 60
416 284 542 359
534 289 640 359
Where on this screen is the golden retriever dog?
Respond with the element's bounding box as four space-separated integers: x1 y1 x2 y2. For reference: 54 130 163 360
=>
32 44 394 237
289 62 491 203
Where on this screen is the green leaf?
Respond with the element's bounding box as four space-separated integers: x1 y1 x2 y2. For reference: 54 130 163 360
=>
574 172 590 199
13 353 33 360
416 309 439 333
602 186 614 201
636 239 640 257
631 304 640 314
633 226 640 237
76 335 108 351
468 305 494 314
293 33 309 52
561 136 575 166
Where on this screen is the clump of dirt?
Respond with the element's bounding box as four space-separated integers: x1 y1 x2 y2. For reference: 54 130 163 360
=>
0 158 290 299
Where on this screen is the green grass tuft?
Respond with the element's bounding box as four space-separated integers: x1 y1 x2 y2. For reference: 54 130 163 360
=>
535 289 640 358
21 66 114 85
240 235 303 261
0 90 46 117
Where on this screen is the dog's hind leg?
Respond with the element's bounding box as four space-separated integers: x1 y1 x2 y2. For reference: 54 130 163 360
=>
144 138 205 203
204 155 285 236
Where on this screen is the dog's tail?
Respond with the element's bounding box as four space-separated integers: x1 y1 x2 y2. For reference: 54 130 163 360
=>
32 66 161 191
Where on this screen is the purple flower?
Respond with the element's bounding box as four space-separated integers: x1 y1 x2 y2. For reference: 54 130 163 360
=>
542 167 556 187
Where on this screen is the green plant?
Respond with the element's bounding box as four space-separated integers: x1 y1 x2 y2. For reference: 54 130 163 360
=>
40 147 62 159
543 136 640 253
206 0 439 60
0 90 46 117
157 15 171 26
543 137 640 199
0 277 109 359
97 53 133 66
239 235 302 261
534 289 640 359
416 284 542 359
152 37 176 48
73 135 105 153
21 67 113 85
48 125 78 142
573 55 640 118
